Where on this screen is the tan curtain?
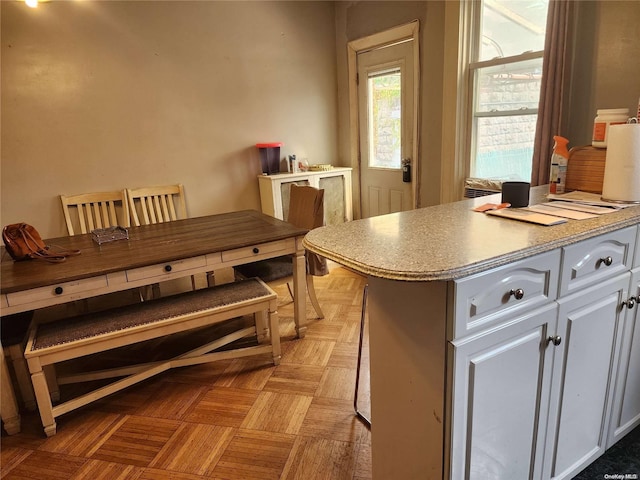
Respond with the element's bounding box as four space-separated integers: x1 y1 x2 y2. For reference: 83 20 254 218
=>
531 0 574 186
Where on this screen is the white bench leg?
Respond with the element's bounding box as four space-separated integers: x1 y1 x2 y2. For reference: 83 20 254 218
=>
255 310 269 343
1 345 21 435
44 365 60 402
30 367 57 437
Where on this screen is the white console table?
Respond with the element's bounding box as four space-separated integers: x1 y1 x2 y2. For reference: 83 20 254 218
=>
258 167 352 225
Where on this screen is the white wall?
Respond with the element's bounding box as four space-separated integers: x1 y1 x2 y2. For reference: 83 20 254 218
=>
1 1 338 238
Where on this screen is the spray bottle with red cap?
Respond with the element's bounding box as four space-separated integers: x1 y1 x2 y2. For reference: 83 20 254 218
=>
549 136 569 194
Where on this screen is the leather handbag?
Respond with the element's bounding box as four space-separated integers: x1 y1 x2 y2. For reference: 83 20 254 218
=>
2 223 80 263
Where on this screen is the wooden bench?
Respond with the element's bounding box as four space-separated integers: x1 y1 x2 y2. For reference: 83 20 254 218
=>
24 277 280 437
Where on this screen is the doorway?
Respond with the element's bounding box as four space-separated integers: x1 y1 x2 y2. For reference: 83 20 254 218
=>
348 22 420 219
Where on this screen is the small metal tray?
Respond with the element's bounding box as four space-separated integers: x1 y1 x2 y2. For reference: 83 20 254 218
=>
91 226 129 245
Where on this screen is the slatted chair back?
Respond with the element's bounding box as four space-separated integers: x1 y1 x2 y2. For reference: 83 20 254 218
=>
60 191 130 236
126 184 187 226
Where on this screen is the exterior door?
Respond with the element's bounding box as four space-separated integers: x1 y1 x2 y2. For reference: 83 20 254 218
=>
358 40 415 218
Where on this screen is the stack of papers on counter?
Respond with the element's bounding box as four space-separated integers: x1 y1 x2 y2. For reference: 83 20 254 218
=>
547 191 632 210
486 208 568 225
481 190 631 226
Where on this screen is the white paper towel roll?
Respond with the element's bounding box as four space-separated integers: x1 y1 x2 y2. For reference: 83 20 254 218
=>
602 123 640 203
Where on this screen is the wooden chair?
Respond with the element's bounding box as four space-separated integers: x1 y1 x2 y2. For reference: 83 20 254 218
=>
60 190 130 236
126 184 187 226
235 184 327 319
126 184 202 294
60 190 138 307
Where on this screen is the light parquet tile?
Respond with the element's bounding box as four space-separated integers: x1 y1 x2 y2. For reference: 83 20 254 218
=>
280 338 335 367
300 397 368 444
263 364 324 396
184 386 260 428
68 459 143 480
0 447 33 478
89 415 181 467
303 321 345 342
1 450 86 480
149 423 235 476
213 356 277 390
240 391 312 435
39 410 124 457
280 436 358 480
87 378 159 415
135 381 208 420
315 366 357 401
327 341 358 369
209 428 296 480
137 468 210 480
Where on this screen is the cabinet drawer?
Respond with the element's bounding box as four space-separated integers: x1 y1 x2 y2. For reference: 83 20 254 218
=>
560 227 636 297
126 255 207 282
453 250 560 339
6 276 108 307
222 239 295 264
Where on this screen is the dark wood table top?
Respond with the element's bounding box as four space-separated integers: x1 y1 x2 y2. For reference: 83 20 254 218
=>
1 210 307 294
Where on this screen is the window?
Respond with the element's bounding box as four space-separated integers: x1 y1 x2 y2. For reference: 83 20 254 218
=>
368 69 402 169
468 0 549 182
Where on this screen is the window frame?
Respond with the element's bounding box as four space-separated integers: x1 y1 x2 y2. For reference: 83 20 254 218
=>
465 0 546 182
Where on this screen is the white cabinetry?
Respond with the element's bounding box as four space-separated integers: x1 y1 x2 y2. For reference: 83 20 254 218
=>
608 268 640 446
450 303 558 479
448 226 638 480
544 274 629 479
449 250 561 479
258 168 352 225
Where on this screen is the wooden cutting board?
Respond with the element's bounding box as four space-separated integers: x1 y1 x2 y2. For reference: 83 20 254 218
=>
565 145 607 193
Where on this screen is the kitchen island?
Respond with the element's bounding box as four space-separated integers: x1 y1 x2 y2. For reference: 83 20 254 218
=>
303 186 640 479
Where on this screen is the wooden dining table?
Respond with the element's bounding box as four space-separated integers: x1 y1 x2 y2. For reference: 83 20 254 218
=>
0 210 309 434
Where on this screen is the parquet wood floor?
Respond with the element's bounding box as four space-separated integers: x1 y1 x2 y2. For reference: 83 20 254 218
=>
1 266 372 480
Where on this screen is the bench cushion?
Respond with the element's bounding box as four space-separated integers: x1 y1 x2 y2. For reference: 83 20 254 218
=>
30 278 271 351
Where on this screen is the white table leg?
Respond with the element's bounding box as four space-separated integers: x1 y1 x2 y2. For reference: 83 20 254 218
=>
1 343 21 435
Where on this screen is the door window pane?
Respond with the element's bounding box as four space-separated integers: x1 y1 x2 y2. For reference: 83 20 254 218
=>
368 70 401 169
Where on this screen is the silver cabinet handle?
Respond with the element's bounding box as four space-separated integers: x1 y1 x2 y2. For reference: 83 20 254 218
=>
510 288 525 300
623 296 638 309
600 256 613 267
548 336 562 346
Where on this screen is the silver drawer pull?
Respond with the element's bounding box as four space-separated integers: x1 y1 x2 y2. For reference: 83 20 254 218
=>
548 335 562 346
600 256 613 267
623 296 637 309
509 288 525 300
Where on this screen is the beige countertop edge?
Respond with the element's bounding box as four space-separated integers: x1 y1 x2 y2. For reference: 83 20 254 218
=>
303 216 640 282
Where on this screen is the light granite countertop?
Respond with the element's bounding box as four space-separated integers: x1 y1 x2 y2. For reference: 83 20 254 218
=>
303 186 640 281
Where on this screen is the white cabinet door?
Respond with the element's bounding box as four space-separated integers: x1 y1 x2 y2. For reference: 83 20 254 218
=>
544 273 629 480
449 303 558 480
608 268 640 446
